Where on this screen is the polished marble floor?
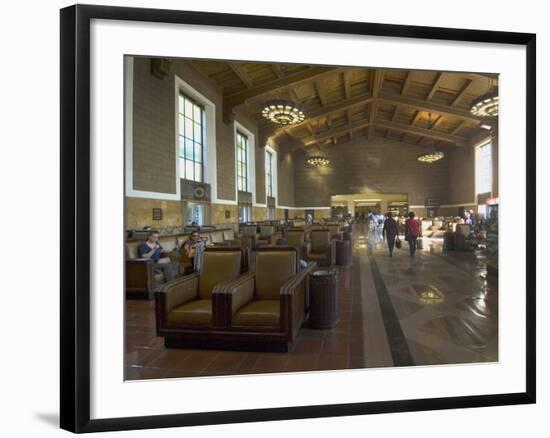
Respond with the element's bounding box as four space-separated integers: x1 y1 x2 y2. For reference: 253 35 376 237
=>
125 222 498 380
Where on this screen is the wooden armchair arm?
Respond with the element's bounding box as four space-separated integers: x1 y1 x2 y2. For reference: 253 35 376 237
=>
212 272 255 328
280 262 317 337
126 258 154 293
299 242 311 260
330 240 337 265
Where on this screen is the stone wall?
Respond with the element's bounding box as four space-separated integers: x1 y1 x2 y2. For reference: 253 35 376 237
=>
128 56 292 228
294 136 450 208
125 197 182 230
210 203 238 227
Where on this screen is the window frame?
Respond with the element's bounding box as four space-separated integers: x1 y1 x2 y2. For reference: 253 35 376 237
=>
475 139 492 196
178 93 205 183
266 149 273 198
236 130 249 192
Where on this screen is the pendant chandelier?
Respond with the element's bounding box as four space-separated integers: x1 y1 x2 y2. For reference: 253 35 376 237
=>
417 113 444 163
261 98 305 125
260 65 305 126
470 77 499 117
307 119 330 167
307 155 331 167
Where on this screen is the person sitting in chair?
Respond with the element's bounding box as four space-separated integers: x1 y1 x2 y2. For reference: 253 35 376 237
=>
180 230 208 273
138 230 178 282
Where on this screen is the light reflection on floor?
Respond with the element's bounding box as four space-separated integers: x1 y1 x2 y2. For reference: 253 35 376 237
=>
364 224 498 365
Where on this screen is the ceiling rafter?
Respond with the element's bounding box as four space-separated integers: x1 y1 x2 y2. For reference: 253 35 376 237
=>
378 92 486 125
260 93 374 139
271 64 283 79
426 72 444 100
450 120 466 135
374 120 468 146
411 110 423 126
451 79 473 106
401 71 413 95
343 71 351 100
300 118 467 147
430 115 445 130
223 66 343 121
367 69 383 139
228 63 254 89
315 80 327 106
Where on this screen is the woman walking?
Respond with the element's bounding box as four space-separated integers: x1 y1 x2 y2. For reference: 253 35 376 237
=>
404 212 422 257
382 211 399 257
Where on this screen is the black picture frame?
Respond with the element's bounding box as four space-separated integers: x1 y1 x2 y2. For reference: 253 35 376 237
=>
60 4 536 433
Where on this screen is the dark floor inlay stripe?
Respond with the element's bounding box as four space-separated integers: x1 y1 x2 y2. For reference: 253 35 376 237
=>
367 252 415 367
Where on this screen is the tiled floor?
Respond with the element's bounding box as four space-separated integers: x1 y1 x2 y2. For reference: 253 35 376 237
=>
125 222 498 380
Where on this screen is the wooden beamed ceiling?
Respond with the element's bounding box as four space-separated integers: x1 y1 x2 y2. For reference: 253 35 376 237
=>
189 59 498 149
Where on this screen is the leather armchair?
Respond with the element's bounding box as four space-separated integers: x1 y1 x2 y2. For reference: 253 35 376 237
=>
242 224 259 246
125 240 180 299
155 247 248 346
305 229 336 267
215 247 317 351
256 225 281 246
327 224 344 241
286 228 310 260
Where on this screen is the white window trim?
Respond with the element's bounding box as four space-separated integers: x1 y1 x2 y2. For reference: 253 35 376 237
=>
175 74 221 203
475 137 493 197
265 144 278 206
234 121 257 205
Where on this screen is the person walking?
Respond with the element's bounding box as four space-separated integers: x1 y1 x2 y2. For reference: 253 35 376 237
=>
405 212 422 257
382 211 399 257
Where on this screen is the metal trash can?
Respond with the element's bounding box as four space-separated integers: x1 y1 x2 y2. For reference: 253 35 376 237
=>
309 269 339 329
335 239 351 266
443 231 455 251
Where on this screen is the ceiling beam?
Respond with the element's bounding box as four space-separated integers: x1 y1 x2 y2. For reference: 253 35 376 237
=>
371 69 384 98
302 119 372 145
315 80 327 106
366 69 383 139
431 115 445 130
411 110 423 126
426 72 444 100
223 66 342 121
272 64 283 79
450 120 466 135
368 100 378 139
392 107 399 122
288 87 300 103
451 79 473 106
228 63 254 89
401 71 413 95
378 91 485 125
300 118 467 147
373 120 468 146
343 71 351 100
260 93 374 139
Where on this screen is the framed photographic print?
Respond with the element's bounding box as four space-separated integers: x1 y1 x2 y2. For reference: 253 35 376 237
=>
60 4 536 433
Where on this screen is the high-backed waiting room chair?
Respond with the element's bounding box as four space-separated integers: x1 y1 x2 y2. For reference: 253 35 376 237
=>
125 239 180 300
215 247 317 351
286 228 310 260
305 229 336 267
155 247 247 347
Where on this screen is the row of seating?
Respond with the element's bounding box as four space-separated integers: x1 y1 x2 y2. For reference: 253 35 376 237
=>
155 246 317 352
126 222 352 299
125 228 249 299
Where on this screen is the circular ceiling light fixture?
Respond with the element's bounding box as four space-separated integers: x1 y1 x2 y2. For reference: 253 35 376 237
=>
307 119 330 166
307 155 330 167
261 98 305 126
470 92 499 117
417 113 445 164
417 150 445 163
